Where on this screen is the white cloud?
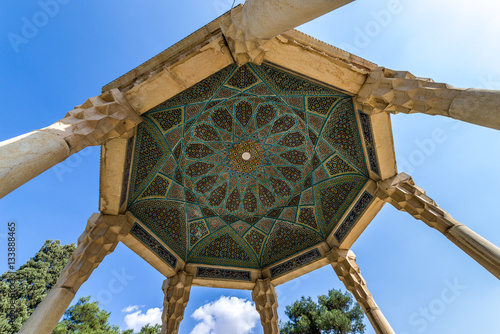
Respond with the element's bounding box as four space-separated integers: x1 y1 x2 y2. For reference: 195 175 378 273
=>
122 305 141 313
190 296 260 334
124 307 162 332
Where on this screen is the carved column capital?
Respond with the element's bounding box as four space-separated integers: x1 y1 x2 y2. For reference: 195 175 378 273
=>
326 249 378 312
161 271 193 334
327 248 395 334
220 10 269 66
220 0 354 66
356 67 462 116
44 88 142 153
376 173 500 279
375 173 458 234
55 213 131 293
19 213 131 334
252 278 279 334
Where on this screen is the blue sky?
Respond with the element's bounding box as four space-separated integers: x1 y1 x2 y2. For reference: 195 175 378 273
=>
1 0 499 333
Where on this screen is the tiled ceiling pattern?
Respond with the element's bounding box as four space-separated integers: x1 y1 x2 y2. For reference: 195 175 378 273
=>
127 63 370 268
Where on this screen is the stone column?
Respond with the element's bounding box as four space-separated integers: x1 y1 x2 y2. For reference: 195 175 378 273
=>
252 278 280 334
376 173 500 279
161 271 193 334
18 213 130 334
357 67 500 131
0 88 141 199
221 0 354 65
327 249 395 334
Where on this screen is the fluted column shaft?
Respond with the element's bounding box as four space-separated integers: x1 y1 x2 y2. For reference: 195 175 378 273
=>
327 249 395 334
161 271 193 334
252 278 280 334
19 213 130 334
221 0 353 65
376 173 500 279
357 67 500 130
0 89 141 199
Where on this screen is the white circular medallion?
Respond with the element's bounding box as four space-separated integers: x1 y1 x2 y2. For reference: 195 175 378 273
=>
242 152 252 161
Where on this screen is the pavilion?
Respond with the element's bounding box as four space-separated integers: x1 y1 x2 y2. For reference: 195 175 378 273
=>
1 1 499 333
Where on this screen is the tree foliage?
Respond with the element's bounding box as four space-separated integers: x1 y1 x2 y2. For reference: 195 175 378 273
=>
0 239 161 333
0 239 76 333
53 296 162 333
280 288 366 334
121 324 161 334
136 324 162 334
53 296 121 333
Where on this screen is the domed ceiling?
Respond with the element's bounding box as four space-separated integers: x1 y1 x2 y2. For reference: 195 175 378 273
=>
126 63 372 269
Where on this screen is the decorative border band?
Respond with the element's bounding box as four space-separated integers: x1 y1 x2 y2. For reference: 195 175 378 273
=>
334 191 373 242
131 223 177 268
358 111 380 176
270 248 322 278
196 267 252 281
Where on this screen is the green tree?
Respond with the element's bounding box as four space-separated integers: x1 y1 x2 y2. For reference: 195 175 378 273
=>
53 296 121 333
280 288 365 334
136 324 161 333
53 296 162 334
0 239 161 333
0 240 76 333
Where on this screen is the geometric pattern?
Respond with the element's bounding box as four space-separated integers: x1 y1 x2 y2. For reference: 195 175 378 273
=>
130 224 177 268
196 267 252 281
334 191 374 242
358 111 380 175
269 248 322 278
127 63 373 269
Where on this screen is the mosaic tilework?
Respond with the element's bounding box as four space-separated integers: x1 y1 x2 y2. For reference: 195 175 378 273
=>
129 124 168 200
190 228 259 268
230 222 250 237
324 155 356 177
269 248 322 278
226 65 260 90
306 96 342 115
271 115 295 134
278 132 305 147
140 175 170 199
314 175 367 236
256 104 277 128
199 234 250 260
185 143 214 159
321 99 367 174
189 220 209 249
196 267 252 281
130 200 187 258
226 188 241 212
244 228 267 257
359 111 380 175
127 63 377 271
334 191 374 242
150 108 183 133
261 221 323 267
243 188 258 212
131 224 177 268
297 207 319 231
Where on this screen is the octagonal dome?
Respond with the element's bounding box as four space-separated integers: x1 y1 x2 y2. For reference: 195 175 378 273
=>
125 62 372 270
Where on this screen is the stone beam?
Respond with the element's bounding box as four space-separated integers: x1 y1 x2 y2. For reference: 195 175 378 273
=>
357 67 500 131
327 249 395 334
252 278 280 334
19 213 131 334
376 173 500 279
161 271 193 334
221 0 354 65
0 89 142 199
